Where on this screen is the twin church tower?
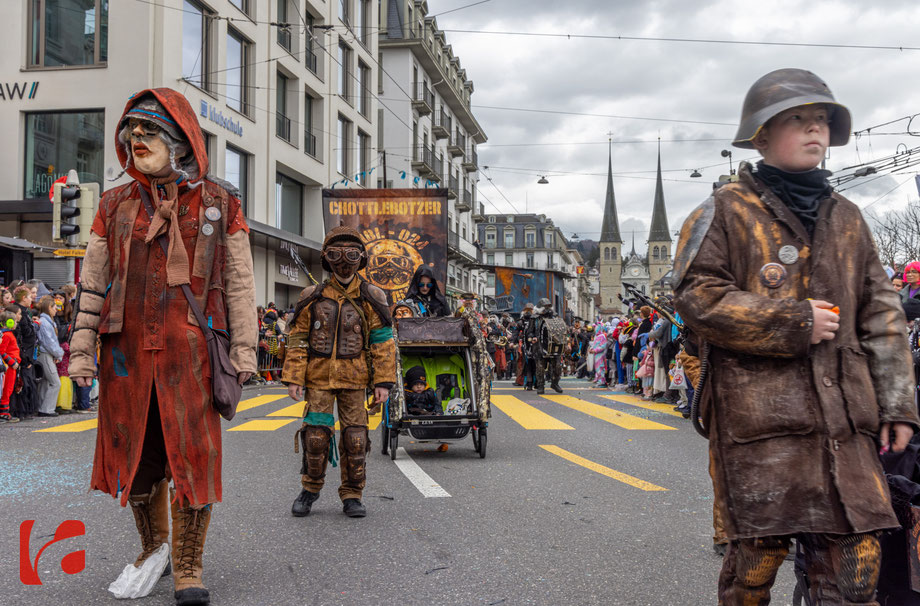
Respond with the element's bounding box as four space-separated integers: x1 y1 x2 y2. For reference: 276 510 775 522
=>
597 143 673 311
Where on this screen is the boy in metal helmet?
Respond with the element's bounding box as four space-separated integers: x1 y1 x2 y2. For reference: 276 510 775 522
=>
282 226 396 519
672 68 919 605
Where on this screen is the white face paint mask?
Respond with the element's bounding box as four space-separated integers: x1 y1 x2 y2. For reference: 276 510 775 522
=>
127 119 172 176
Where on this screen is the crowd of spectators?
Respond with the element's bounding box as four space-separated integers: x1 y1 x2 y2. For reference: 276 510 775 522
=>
0 280 93 423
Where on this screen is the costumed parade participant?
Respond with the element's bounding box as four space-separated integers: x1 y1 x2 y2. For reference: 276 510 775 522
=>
527 298 564 394
282 226 396 519
399 264 449 318
516 302 536 389
590 325 609 388
672 68 920 605
69 89 258 605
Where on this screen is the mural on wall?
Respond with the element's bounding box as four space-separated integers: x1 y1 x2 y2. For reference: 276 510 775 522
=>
487 268 564 315
323 188 448 304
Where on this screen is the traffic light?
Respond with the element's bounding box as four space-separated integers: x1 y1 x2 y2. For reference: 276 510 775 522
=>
52 180 81 242
76 183 98 245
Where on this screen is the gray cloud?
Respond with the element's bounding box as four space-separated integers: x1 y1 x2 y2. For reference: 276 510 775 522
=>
427 0 920 250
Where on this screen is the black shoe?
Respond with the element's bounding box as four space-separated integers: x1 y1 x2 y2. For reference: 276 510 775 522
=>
291 489 320 517
713 542 727 557
536 389 545 395
36 412 58 417
175 587 209 605
551 383 563 393
342 498 366 518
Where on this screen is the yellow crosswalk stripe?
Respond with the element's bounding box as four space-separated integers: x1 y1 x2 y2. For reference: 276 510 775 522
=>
599 394 685 418
227 419 297 432
541 395 676 430
236 393 288 412
34 419 98 433
491 395 573 430
540 445 667 491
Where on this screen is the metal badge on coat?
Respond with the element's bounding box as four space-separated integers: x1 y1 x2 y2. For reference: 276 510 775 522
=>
778 245 799 265
205 207 222 222
201 223 215 236
314 320 321 330
759 263 787 288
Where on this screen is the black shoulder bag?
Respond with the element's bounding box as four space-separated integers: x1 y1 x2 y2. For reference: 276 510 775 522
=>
139 186 241 420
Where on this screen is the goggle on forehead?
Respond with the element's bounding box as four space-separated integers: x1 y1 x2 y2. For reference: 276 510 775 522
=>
324 247 364 263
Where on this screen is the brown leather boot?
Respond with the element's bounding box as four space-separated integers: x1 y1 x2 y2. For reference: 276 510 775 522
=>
128 478 171 575
171 500 211 606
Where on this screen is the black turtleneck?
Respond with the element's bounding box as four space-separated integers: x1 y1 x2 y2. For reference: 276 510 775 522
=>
754 161 832 236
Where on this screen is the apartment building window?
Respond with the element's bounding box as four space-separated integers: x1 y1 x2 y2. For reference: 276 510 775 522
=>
357 61 370 116
525 228 535 248
377 52 384 93
486 253 494 265
182 0 212 91
277 0 292 51
356 0 370 45
304 93 318 158
357 130 370 185
29 0 109 68
503 227 514 249
504 253 513 266
487 273 495 288
484 227 496 248
226 28 251 116
337 115 352 176
339 0 350 25
25 111 104 199
229 0 250 16
305 14 318 74
225 145 250 217
526 252 534 269
276 72 292 142
276 173 303 235
545 229 554 248
338 42 352 101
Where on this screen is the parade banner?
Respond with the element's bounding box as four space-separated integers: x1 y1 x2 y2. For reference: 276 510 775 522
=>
487 267 565 315
322 188 448 305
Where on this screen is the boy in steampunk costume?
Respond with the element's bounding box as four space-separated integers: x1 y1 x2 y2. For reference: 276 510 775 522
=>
69 89 257 606
672 69 920 605
515 302 536 388
282 227 396 519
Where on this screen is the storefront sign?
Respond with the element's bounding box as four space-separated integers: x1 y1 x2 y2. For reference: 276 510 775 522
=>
278 262 299 282
199 101 243 136
52 248 85 258
0 82 38 101
323 189 448 305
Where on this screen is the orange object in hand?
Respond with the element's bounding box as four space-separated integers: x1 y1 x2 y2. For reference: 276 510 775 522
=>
831 306 840 315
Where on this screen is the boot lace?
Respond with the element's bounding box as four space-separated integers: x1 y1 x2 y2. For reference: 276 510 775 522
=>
177 509 203 578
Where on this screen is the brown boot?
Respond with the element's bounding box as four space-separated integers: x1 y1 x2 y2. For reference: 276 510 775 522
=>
128 478 171 575
171 499 211 606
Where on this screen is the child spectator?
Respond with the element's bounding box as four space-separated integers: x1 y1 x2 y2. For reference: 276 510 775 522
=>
0 310 20 423
404 366 440 415
36 295 64 417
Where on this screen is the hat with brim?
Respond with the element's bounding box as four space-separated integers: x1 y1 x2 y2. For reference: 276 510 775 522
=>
321 225 367 272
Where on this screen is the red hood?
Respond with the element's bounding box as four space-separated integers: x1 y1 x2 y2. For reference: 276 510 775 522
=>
117 88 209 187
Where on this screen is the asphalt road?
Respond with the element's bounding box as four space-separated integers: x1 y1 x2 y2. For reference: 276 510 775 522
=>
0 379 799 605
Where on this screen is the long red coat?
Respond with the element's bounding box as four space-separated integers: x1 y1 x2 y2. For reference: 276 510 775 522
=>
69 89 257 506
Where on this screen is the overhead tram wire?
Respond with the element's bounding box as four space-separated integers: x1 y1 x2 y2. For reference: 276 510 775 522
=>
439 28 920 52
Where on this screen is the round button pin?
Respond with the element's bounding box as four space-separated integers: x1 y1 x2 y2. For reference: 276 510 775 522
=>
778 245 799 265
201 223 214 236
205 207 222 222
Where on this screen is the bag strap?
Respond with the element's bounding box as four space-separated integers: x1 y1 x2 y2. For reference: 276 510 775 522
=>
137 184 213 339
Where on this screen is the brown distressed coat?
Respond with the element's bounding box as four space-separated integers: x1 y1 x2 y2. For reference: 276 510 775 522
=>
281 277 397 390
672 161 919 540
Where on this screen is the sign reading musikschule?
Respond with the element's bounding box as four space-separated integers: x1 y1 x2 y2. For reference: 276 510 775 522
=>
199 100 242 136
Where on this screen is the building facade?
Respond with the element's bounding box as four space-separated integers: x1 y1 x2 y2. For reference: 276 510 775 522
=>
378 0 486 307
597 147 674 311
0 0 378 307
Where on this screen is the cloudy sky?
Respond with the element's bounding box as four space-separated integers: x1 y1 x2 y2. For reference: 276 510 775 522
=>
424 0 920 250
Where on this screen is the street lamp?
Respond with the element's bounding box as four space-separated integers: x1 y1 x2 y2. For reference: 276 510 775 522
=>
690 169 702 178
537 175 549 184
721 149 734 175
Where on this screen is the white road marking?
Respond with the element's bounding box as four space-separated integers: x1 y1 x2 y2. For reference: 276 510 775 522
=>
392 447 451 498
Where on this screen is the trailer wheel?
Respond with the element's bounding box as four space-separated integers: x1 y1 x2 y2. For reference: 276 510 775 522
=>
380 423 389 455
472 427 481 453
389 429 398 460
478 427 487 459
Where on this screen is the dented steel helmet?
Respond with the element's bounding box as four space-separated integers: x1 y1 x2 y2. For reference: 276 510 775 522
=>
732 68 851 149
537 298 551 308
321 225 367 271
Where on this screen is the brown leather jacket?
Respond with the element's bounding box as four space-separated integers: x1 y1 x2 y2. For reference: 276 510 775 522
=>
281 277 396 390
672 161 919 539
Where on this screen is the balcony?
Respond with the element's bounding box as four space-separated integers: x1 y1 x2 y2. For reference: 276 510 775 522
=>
447 230 480 264
276 114 292 143
472 201 485 221
462 146 478 171
448 129 465 157
305 45 317 75
412 83 434 115
446 174 459 201
433 107 451 139
456 188 473 213
277 27 292 53
304 128 318 159
411 144 437 177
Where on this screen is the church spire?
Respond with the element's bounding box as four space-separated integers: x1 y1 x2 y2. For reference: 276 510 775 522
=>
600 139 623 243
648 142 672 243
630 231 636 256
